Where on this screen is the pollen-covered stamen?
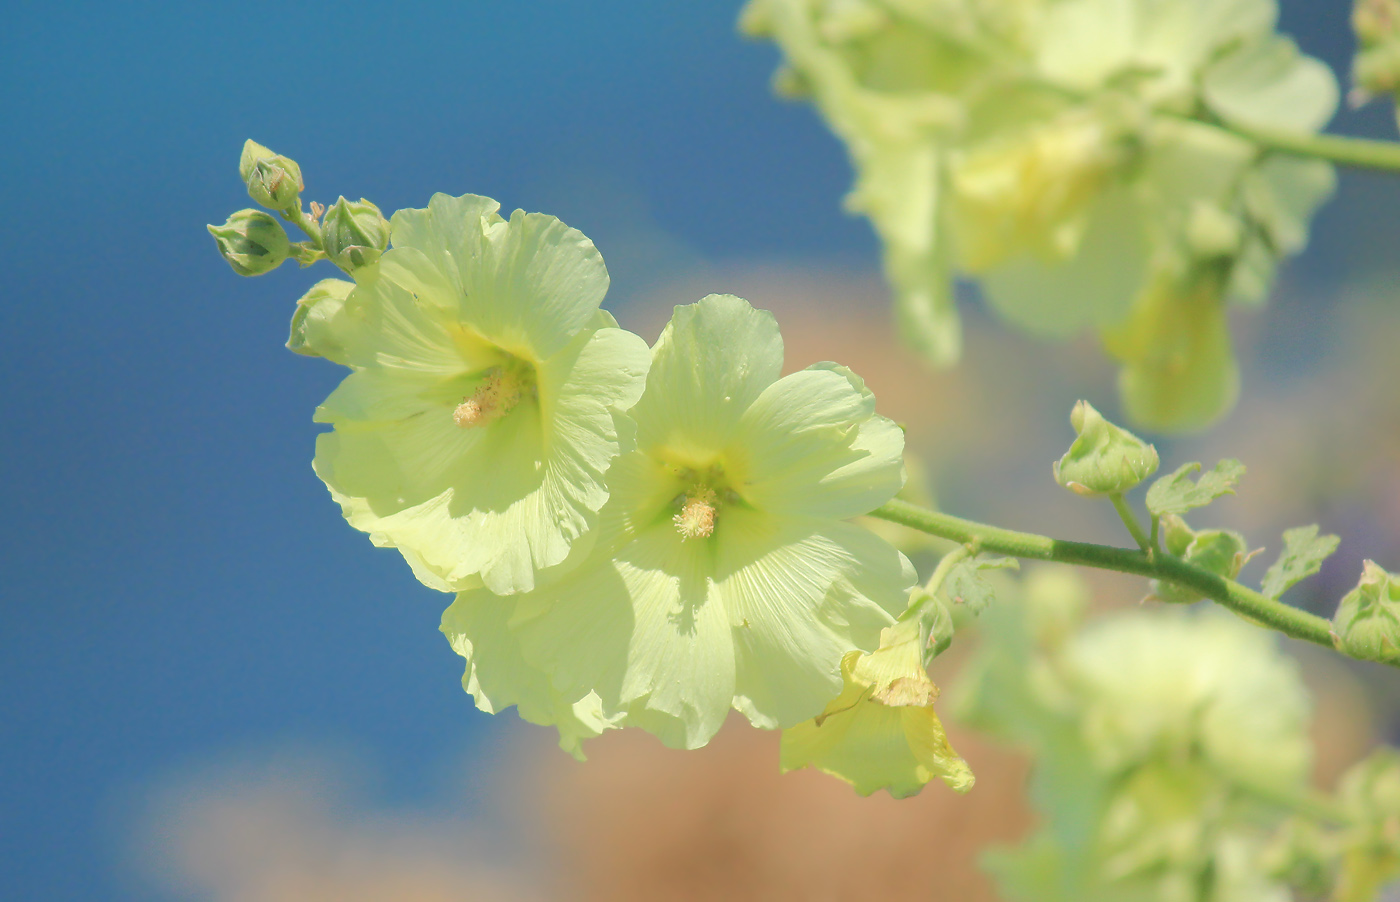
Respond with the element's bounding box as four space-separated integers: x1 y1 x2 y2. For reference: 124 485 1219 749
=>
674 488 718 540
453 368 524 429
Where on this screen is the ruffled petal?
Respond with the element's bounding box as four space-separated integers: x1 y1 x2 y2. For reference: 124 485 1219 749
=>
722 511 912 729
734 363 905 520
631 294 784 461
441 590 621 760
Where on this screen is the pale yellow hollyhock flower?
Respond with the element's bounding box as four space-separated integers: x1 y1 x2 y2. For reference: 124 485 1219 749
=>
781 616 974 798
300 193 650 595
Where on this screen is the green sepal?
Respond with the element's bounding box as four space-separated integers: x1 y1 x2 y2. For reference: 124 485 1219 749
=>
1052 400 1159 497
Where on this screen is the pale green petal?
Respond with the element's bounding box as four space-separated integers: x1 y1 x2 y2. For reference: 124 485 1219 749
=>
979 187 1150 337
314 325 649 594
1203 36 1339 134
315 262 472 375
722 511 911 729
1242 155 1336 257
389 193 610 361
513 524 738 750
441 590 621 760
780 651 973 798
631 294 784 459
734 363 905 520
1106 282 1240 433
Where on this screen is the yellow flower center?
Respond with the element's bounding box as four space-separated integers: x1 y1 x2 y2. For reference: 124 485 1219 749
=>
674 488 718 540
452 366 531 429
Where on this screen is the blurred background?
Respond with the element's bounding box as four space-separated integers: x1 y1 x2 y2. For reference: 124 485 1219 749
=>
3 1 1399 899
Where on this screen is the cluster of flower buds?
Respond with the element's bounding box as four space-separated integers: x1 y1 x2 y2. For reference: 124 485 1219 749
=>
209 141 389 277
1354 0 1400 116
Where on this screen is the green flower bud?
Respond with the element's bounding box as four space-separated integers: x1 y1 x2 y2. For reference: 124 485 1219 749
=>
321 197 390 271
1153 514 1253 604
207 209 291 276
239 139 303 212
1053 400 1159 497
1332 560 1400 664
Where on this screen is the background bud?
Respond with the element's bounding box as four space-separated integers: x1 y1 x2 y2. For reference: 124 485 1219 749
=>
321 197 390 271
1332 560 1400 664
239 139 303 212
1053 400 1159 496
207 209 291 276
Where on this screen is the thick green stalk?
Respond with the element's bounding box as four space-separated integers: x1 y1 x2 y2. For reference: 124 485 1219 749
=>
869 499 1353 655
1227 121 1400 174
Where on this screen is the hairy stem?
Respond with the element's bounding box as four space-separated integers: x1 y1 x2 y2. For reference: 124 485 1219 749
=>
1110 493 1153 554
869 499 1359 658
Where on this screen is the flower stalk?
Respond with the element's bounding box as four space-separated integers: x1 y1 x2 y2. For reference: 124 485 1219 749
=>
868 498 1370 660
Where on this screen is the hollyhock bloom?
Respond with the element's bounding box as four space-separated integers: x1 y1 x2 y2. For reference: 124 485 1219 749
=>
297 193 650 594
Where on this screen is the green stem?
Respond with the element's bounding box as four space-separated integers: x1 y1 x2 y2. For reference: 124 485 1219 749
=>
1226 121 1400 174
282 204 324 248
868 499 1355 657
924 545 972 596
1110 493 1153 554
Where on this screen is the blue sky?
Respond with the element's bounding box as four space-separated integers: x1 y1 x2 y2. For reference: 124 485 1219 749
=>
3 2 1398 898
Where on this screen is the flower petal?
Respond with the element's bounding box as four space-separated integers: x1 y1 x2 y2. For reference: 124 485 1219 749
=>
734 363 904 520
314 324 649 595
441 590 621 760
390 193 610 361
722 511 913 729
631 294 784 461
512 524 738 750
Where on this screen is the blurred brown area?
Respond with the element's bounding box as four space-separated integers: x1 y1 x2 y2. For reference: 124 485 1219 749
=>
536 716 1029 902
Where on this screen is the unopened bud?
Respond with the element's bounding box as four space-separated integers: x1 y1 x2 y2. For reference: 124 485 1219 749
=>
288 278 354 357
208 209 290 276
1332 560 1400 664
1053 400 1159 496
322 197 390 271
1154 515 1253 603
239 139 304 212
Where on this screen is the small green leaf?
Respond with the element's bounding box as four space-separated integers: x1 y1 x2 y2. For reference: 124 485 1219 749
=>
943 556 1019 616
1146 459 1245 518
1261 525 1339 599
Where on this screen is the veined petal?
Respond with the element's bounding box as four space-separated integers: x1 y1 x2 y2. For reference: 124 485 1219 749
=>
391 193 609 362
781 650 973 798
320 266 469 375
512 525 737 750
441 590 621 760
722 511 913 729
314 324 649 594
631 294 784 460
735 363 904 520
